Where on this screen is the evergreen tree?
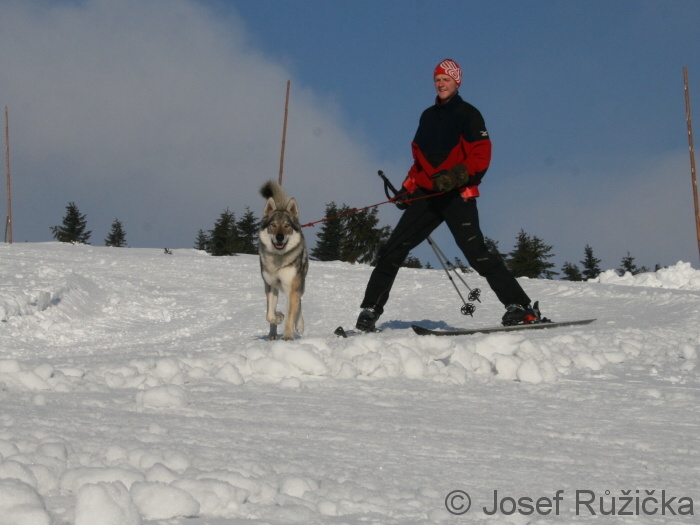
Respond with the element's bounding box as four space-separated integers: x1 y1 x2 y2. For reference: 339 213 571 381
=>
312 202 394 264
619 252 648 275
51 202 91 244
402 255 423 268
311 202 346 261
208 208 240 256
618 251 637 275
452 256 472 273
236 207 260 255
340 207 390 264
484 236 506 262
561 261 583 281
105 218 127 247
580 244 602 280
194 229 210 251
507 229 556 278
369 222 393 265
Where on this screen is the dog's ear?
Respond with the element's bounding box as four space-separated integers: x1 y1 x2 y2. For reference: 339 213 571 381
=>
287 198 299 218
263 197 277 218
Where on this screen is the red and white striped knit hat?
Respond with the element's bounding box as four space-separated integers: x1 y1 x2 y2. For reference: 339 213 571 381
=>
434 59 462 87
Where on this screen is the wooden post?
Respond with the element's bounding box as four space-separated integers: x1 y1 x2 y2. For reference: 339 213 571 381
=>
4 106 11 244
278 80 291 186
683 67 700 263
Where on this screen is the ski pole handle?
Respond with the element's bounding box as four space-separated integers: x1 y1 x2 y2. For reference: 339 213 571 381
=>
378 170 400 196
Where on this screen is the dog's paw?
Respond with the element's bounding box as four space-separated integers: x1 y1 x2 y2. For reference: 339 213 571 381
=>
266 324 278 340
281 332 295 341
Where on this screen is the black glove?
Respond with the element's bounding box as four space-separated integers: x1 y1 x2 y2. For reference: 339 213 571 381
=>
392 187 412 210
431 164 470 192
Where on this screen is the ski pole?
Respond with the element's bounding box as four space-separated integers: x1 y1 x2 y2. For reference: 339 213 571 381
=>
428 236 482 304
426 238 477 316
377 170 480 316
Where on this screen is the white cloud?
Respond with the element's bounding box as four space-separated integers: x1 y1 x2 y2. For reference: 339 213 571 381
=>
1 0 390 247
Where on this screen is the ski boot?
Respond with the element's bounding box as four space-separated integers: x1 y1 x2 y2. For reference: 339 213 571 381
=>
356 307 380 332
501 301 545 326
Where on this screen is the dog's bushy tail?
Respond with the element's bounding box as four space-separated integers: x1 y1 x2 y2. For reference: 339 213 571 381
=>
260 180 289 209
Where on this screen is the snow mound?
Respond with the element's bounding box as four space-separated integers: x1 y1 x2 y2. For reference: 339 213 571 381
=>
136 385 189 408
0 479 51 525
130 481 200 520
74 482 141 525
0 270 72 322
592 261 700 289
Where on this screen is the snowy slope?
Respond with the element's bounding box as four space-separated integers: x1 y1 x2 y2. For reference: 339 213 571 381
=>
0 243 698 524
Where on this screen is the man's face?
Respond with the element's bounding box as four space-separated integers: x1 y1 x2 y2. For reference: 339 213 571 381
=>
434 74 458 102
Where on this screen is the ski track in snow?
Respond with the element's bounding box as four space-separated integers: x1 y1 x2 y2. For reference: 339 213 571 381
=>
0 243 698 524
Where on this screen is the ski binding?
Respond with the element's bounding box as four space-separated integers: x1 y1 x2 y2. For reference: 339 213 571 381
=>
334 326 381 338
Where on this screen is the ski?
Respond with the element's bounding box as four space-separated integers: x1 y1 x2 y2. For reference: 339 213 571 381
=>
411 318 596 337
334 326 381 338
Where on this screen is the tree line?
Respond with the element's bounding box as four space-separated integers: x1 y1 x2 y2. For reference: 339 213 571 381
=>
50 201 656 279
51 202 127 247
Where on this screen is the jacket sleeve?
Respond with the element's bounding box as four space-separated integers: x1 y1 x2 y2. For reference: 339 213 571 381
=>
462 106 491 180
463 138 491 182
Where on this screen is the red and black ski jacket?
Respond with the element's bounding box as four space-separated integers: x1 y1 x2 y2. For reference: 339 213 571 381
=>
403 93 492 200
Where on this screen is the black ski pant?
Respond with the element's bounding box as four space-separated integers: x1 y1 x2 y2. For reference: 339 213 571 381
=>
361 189 531 315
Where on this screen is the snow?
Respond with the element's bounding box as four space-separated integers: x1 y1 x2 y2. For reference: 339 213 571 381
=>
0 242 698 524
593 261 700 289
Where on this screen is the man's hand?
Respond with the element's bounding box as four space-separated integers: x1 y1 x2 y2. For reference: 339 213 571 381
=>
431 164 470 192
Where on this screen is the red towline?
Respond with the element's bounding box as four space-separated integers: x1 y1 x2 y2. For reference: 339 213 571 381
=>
300 191 445 228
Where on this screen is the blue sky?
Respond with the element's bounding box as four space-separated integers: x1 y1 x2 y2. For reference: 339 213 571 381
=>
1 0 699 273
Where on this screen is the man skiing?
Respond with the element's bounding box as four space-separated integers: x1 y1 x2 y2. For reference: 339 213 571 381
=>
356 58 541 332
